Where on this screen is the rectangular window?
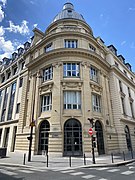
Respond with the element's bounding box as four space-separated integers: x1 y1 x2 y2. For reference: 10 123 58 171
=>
1 75 5 83
115 62 119 68
1 87 9 122
92 94 101 112
121 97 126 115
13 67 18 75
64 91 81 110
21 62 25 70
119 80 123 92
3 128 10 148
41 93 52 112
7 82 16 120
7 71 11 79
123 70 127 76
0 90 3 108
19 78 23 88
43 66 53 81
64 63 80 77
128 87 131 97
64 40 78 48
16 103 20 114
45 43 52 52
90 66 98 83
130 102 134 118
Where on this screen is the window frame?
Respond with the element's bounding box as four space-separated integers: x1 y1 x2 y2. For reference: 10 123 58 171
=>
41 93 52 112
90 66 99 83
64 40 78 48
92 94 101 112
63 63 80 78
43 66 53 82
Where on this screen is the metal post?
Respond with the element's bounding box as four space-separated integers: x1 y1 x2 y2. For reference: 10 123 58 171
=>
92 135 96 164
69 156 71 167
28 125 33 162
23 153 26 165
46 154 48 167
111 153 114 163
84 153 86 165
123 151 125 161
131 149 133 159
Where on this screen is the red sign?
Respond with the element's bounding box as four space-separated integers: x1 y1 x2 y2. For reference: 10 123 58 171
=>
88 128 93 136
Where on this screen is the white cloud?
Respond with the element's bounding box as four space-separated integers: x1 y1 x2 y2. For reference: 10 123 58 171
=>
33 23 38 28
121 41 126 46
0 26 5 36
6 20 30 35
0 0 7 6
0 5 4 22
128 7 135 11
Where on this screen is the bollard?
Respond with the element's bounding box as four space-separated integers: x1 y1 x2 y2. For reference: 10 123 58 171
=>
131 149 133 159
23 153 26 165
84 154 86 165
123 151 125 161
46 154 48 167
69 156 71 167
111 153 114 163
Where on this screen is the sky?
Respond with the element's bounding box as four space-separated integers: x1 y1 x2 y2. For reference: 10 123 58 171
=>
0 0 135 72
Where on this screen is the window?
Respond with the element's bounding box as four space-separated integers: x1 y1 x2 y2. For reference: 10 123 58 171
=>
64 63 80 77
7 82 16 120
0 90 3 108
90 66 98 83
92 94 101 112
115 62 119 68
0 129 2 145
16 103 20 113
121 97 126 115
43 66 53 81
13 67 18 75
123 70 127 76
1 75 5 83
41 94 52 112
119 80 123 92
21 62 25 70
1 87 9 122
130 102 134 118
64 91 81 110
19 78 23 88
44 43 52 52
89 44 96 52
128 87 131 97
131 77 133 81
7 71 11 79
64 40 78 48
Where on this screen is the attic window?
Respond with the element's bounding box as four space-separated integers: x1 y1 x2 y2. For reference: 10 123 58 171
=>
68 10 72 13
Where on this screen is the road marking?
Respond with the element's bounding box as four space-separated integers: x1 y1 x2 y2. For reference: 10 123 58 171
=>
107 169 120 172
121 170 134 175
82 174 96 179
128 166 135 169
28 168 46 172
96 167 109 171
18 169 34 174
61 170 75 173
99 179 108 180
70 172 85 175
0 169 18 176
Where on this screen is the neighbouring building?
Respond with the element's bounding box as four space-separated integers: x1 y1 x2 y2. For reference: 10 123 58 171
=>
0 2 135 156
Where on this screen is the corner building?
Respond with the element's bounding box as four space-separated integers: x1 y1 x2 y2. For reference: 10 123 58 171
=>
0 3 135 156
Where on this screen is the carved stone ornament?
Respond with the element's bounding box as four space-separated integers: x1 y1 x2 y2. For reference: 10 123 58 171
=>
62 81 82 89
39 83 53 94
81 61 90 68
90 83 102 93
52 62 62 68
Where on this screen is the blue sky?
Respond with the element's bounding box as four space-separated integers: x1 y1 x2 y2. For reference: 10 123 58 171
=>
0 0 135 72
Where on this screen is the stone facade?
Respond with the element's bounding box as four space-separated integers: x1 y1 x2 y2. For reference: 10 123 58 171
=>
0 3 135 156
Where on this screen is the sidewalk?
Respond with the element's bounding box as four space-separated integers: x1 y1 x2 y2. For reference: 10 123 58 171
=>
0 151 135 170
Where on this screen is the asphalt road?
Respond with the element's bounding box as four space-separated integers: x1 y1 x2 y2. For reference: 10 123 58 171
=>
0 162 135 180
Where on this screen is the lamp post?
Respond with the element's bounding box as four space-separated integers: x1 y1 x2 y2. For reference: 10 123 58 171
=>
88 118 96 164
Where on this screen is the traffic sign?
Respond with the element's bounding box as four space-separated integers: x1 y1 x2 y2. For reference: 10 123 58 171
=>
88 128 93 136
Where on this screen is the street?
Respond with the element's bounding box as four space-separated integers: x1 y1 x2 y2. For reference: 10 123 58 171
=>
0 162 135 180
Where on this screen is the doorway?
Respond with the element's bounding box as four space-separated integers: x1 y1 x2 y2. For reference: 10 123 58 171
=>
95 120 105 155
64 118 82 156
38 120 50 155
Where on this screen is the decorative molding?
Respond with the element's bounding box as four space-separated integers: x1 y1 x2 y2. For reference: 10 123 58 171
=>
39 82 54 94
61 80 83 89
81 61 90 68
90 82 102 93
52 62 62 68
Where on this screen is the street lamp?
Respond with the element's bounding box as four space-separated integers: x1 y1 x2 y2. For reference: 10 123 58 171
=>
88 118 96 164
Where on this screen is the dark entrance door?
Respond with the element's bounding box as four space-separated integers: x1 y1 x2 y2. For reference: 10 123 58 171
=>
95 121 105 155
38 120 50 155
64 119 82 156
125 125 132 151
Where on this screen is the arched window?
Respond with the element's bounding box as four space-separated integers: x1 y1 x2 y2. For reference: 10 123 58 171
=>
64 119 82 156
38 120 50 154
